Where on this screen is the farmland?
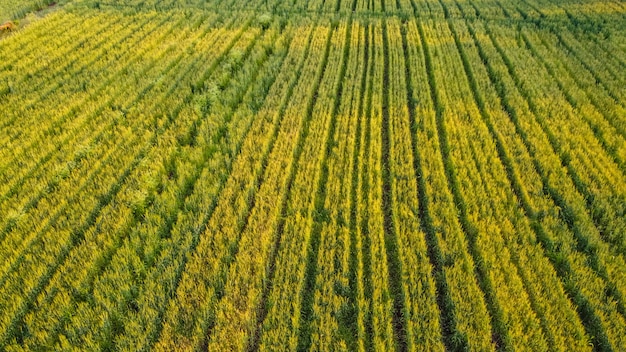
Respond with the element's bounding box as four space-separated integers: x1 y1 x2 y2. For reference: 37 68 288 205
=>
1 0 625 350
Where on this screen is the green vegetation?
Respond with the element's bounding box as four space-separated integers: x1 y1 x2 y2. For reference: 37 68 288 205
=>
1 0 625 350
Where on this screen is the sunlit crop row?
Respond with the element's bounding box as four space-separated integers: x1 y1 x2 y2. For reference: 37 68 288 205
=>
1 0 624 349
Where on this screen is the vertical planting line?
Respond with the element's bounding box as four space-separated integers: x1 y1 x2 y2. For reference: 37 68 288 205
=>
415 19 511 352
204 28 290 272
380 18 408 352
360 22 376 352
227 20 335 352
243 24 319 352
159 24 271 245
155 22 314 352
136 24 290 350
199 27 297 352
348 22 370 352
447 14 558 350
461 17 614 352
399 20 468 352
296 17 352 352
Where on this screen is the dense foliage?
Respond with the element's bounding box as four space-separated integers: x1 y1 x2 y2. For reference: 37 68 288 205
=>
1 0 625 350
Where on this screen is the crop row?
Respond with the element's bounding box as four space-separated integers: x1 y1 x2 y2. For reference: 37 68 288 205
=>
1 1 625 349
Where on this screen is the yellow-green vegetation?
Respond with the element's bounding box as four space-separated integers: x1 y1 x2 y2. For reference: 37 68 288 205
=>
1 0 625 350
0 0 60 23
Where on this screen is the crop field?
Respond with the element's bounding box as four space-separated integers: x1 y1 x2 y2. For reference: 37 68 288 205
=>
0 0 625 350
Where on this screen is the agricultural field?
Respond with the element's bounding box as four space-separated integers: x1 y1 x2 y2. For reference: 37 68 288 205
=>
0 0 625 350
